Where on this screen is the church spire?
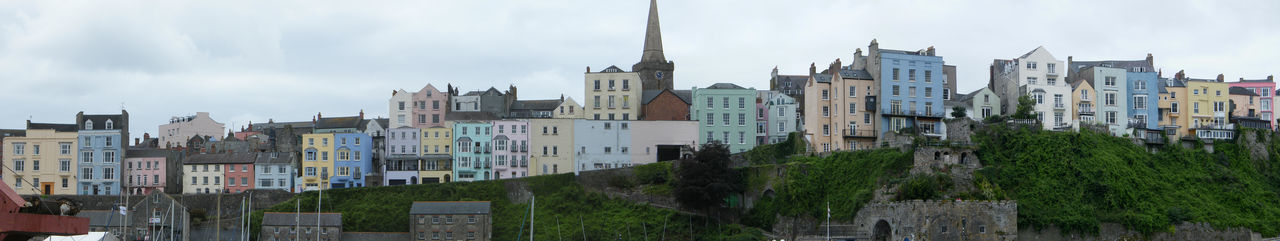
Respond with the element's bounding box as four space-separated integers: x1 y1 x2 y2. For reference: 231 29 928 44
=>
640 0 666 63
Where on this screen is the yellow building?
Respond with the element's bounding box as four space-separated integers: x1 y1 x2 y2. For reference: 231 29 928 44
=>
5 124 78 195
301 133 335 190
802 59 878 152
1184 76 1233 140
1158 79 1189 139
419 124 453 183
1070 78 1097 127
584 66 642 121
529 118 574 175
554 97 585 119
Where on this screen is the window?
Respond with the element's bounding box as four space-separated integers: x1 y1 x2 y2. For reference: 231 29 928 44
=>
81 151 93 163
593 96 601 109
13 159 23 171
103 167 114 180
1048 78 1057 86
1081 89 1090 100
849 102 856 115
1134 96 1147 109
60 159 70 172
1047 63 1057 73
593 80 600 90
1134 80 1146 90
849 86 856 97
1055 112 1064 126
32 160 39 171
81 168 92 179
1171 102 1180 113
608 79 615 90
924 70 932 82
1194 102 1200 113
723 132 730 143
821 90 829 100
890 100 902 113
608 96 616 108
722 97 730 109
1027 77 1038 85
1054 94 1064 108
705 113 714 126
908 69 917 81
738 97 746 108
924 87 933 98
1106 111 1117 124
13 143 23 155
738 113 746 126
892 68 900 80
1026 61 1037 69
822 106 830 117
84 120 93 130
33 145 39 155
1264 101 1272 111
1105 93 1117 106
908 86 917 97
865 113 872 124
705 97 713 108
892 85 900 96
1105 76 1116 86
722 113 730 126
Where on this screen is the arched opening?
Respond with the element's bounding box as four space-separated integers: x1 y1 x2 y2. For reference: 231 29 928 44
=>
873 220 891 241
960 153 969 165
934 151 941 160
762 189 776 198
444 174 451 183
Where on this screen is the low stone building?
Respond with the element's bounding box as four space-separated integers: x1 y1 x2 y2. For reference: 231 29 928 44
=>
409 201 492 241
259 212 342 241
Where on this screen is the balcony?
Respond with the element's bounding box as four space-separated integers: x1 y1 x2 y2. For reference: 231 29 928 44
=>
882 108 944 118
1190 123 1234 131
1078 109 1095 115
1128 120 1148 129
843 129 876 138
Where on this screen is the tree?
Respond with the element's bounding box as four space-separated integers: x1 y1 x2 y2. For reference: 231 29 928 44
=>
951 106 968 118
1012 95 1038 120
674 142 744 214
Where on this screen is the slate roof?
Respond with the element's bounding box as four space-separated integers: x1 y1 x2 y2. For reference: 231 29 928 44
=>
0 129 25 138
79 114 125 131
255 152 296 164
77 210 128 227
410 201 491 215
1238 78 1274 83
463 87 504 96
813 73 833 83
879 48 934 56
341 232 412 241
1069 59 1154 77
642 89 692 105
27 122 78 132
182 152 261 165
316 116 363 130
838 68 874 80
125 149 173 158
707 83 747 89
1229 86 1259 96
444 112 499 121
774 75 809 88
262 212 343 227
250 121 315 131
510 99 562 111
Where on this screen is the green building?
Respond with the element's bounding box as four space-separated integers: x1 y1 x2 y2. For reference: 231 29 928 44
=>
691 83 758 153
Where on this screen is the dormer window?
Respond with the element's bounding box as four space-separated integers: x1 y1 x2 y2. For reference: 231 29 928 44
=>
84 120 93 130
105 120 114 130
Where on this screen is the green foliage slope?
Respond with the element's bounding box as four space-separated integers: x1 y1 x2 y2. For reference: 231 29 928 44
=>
975 125 1280 236
251 174 761 240
744 149 914 229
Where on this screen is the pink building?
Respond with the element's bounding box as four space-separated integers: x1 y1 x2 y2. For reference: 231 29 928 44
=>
491 120 529 179
124 149 172 195
1229 76 1276 127
412 84 450 128
224 162 256 193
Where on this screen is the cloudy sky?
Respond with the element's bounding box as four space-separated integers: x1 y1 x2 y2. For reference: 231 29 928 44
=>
1 0 1277 138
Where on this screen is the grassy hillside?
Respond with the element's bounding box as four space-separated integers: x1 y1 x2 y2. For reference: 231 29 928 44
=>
743 149 915 230
250 174 763 241
974 125 1280 236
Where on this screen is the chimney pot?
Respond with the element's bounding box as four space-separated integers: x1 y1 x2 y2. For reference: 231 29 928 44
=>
1217 74 1225 82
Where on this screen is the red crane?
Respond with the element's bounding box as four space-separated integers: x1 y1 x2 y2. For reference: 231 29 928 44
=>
0 179 89 241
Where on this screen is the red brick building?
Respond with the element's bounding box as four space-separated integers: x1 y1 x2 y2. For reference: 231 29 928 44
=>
641 89 691 120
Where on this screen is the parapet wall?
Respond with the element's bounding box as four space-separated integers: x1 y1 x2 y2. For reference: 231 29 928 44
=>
851 200 1018 241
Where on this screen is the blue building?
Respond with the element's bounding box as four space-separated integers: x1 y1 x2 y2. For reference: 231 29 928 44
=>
76 110 128 195
452 121 493 181
1067 55 1159 134
871 42 946 137
329 133 372 188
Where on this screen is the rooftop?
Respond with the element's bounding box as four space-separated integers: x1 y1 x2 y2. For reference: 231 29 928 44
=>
1229 86 1259 96
182 152 263 164
410 201 491 215
262 212 343 227
706 83 747 89
27 122 78 132
316 116 363 130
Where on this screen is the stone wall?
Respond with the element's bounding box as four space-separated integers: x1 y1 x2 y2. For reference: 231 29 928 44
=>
944 118 976 142
1017 222 1262 241
35 189 295 222
912 146 982 192
851 200 1018 241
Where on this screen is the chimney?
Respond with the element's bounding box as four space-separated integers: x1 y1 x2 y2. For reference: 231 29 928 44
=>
586 66 591 73
359 109 364 119
926 46 936 56
1217 74 1225 82
317 112 322 120
144 133 150 140
1176 70 1185 80
1269 75 1274 81
809 63 817 76
854 48 863 57
829 58 842 74
1146 53 1154 65
135 138 140 146
392 90 397 96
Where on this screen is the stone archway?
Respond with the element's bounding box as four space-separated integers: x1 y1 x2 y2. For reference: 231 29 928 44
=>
960 152 969 165
873 220 892 241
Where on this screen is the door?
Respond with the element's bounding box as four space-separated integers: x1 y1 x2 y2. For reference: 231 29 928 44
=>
41 182 54 195
92 185 100 195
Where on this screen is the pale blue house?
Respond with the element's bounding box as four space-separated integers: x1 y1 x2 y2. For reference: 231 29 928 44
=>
76 111 128 195
453 121 493 181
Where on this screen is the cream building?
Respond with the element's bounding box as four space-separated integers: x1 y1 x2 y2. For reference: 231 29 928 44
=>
554 97 585 119
629 121 698 165
390 89 415 128
529 118 574 175
158 112 225 149
181 160 223 194
584 66 643 121
990 47 1072 129
6 125 78 195
803 59 878 153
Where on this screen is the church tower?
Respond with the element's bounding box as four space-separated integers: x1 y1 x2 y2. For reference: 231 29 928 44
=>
633 0 675 91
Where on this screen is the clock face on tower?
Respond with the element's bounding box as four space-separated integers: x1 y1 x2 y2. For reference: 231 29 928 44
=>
655 71 664 79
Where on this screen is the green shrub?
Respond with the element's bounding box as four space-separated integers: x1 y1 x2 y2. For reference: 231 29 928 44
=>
896 174 952 201
607 175 636 189
641 184 673 196
634 163 671 185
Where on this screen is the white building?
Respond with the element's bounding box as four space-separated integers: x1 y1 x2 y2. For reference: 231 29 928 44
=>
762 90 798 144
990 47 1073 129
158 112 224 149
